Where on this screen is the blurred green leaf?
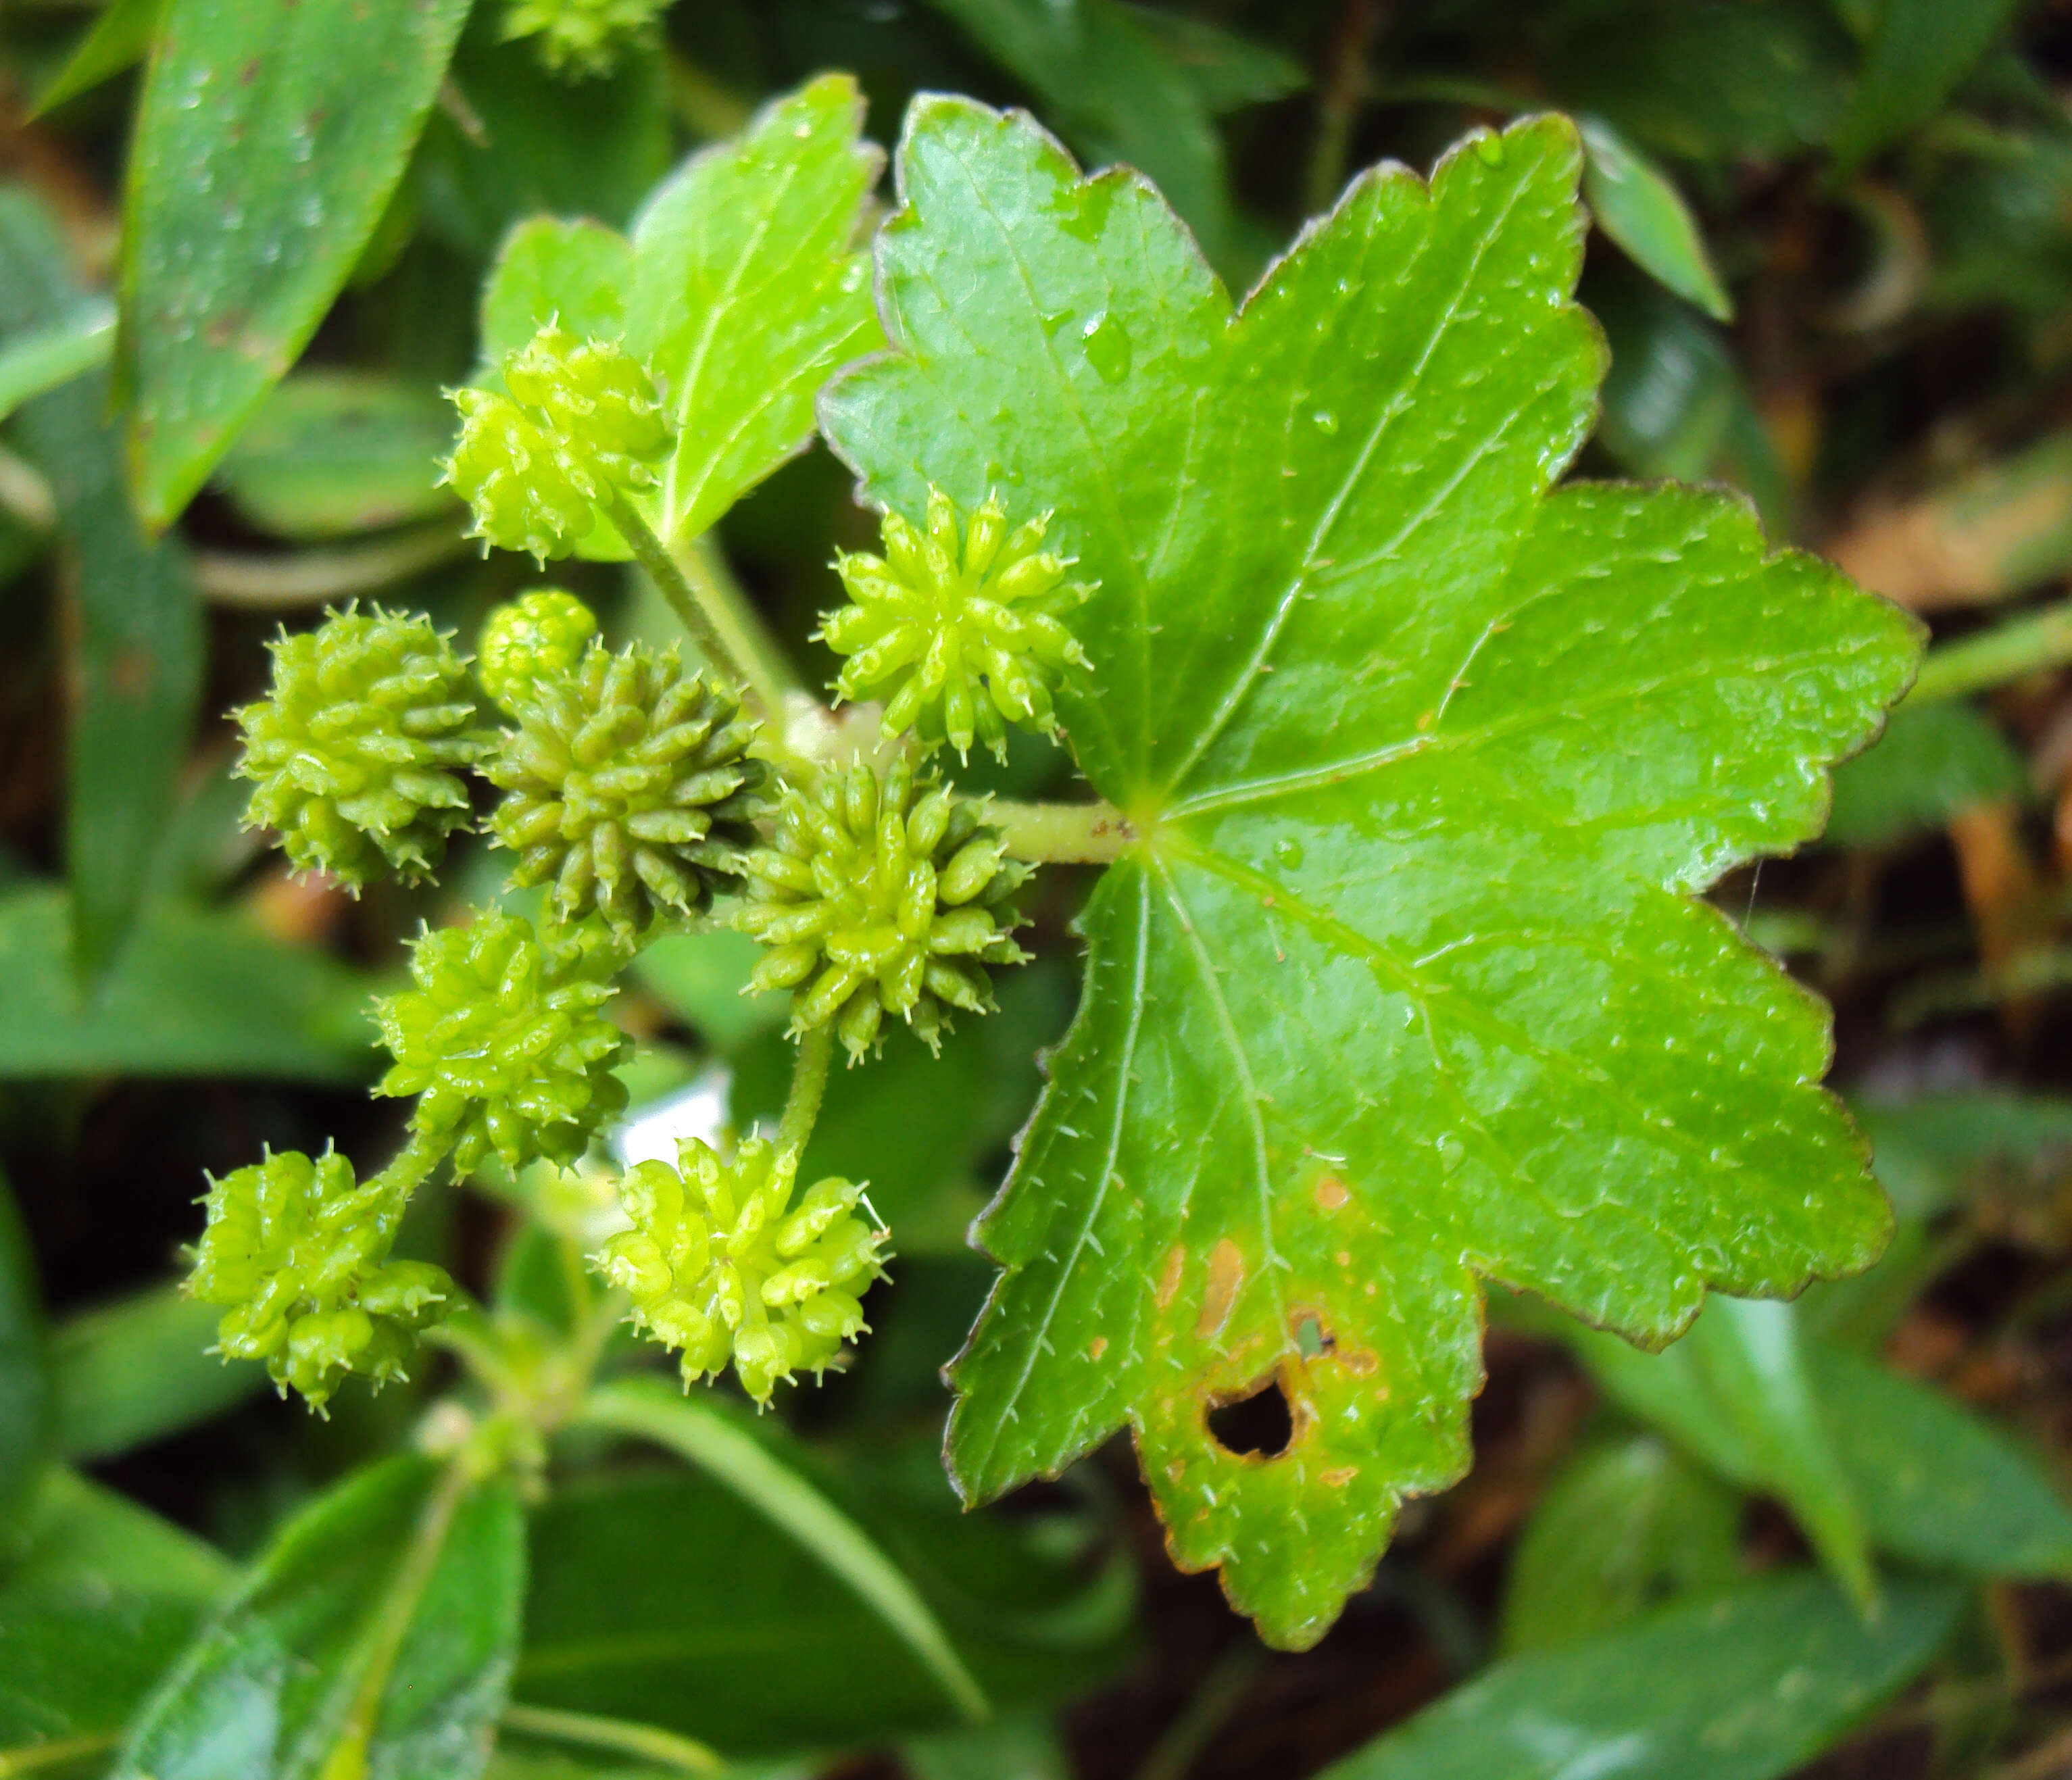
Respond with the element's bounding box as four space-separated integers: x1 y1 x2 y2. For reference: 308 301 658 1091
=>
1120 4 1306 115
1807 1345 2072 1580
0 887 372 1082
0 298 115 422
1855 1091 2072 1222
214 370 457 539
1825 699 2027 845
1832 0 2027 172
480 219 635 367
1500 1434 1743 1656
32 0 166 116
906 1714 1068 1780
0 1165 48 1542
0 189 204 985
1578 116 1732 321
10 1468 235 1606
1322 1571 1960 1780
114 1456 525 1780
626 74 883 545
578 1378 988 1724
416 25 671 259
630 928 785 1054
0 1585 200 1761
1550 1 1851 162
517 1442 1134 1756
52 1285 267 1462
117 0 472 526
920 0 1237 265
1562 1300 1873 1608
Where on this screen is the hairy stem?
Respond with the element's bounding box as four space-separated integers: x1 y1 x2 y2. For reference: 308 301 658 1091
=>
610 493 775 722
991 797 1137 864
500 1704 722 1775
775 1022 835 1169
1910 597 2072 705
675 529 801 716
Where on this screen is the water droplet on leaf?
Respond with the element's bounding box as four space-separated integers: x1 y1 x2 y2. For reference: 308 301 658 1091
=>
1274 837 1304 868
1081 312 1131 384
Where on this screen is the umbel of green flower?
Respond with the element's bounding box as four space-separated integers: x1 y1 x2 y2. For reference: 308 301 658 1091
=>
445 323 671 562
487 639 770 942
188 1146 454 1410
821 488 1092 761
375 909 629 1177
737 756 1030 1062
499 0 668 78
477 588 599 715
595 1135 889 1404
234 604 485 891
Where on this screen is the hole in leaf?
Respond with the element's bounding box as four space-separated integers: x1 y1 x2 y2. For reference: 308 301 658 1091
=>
1294 1313 1332 1358
1207 1377 1295 1459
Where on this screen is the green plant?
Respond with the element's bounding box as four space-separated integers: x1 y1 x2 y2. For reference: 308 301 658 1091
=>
14 5 2072 1777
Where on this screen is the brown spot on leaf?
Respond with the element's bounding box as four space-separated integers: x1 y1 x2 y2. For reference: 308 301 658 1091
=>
1089 1335 1108 1360
1314 1175 1348 1210
1155 1242 1185 1309
1321 1466 1358 1487
108 647 153 699
1195 1237 1245 1340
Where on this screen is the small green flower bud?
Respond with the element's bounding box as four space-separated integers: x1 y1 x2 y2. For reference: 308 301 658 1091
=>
234 604 487 891
374 909 629 1177
187 1146 455 1410
736 757 1031 1062
487 639 771 943
593 1135 889 1403
820 488 1093 761
477 589 599 714
445 324 671 562
499 0 668 78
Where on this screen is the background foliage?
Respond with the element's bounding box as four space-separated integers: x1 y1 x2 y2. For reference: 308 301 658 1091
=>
5 0 2072 1776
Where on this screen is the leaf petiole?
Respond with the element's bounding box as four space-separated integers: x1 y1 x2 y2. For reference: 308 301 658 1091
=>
1909 595 2072 705
989 797 1137 864
774 1021 835 1168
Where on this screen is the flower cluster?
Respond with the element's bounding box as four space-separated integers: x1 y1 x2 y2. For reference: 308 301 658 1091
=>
188 1147 453 1410
446 324 671 562
234 605 485 890
498 0 668 77
821 488 1091 761
594 1135 889 1403
487 640 770 942
477 589 599 715
737 756 1030 1061
374 910 628 1177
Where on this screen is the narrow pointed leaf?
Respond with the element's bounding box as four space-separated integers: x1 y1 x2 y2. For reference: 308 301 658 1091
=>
117 0 472 526
114 1457 525 1780
822 103 1919 1647
0 1164 47 1539
1578 115 1732 321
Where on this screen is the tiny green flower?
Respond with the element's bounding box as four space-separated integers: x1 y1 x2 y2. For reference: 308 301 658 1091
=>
477 589 599 715
487 639 771 943
234 604 487 891
820 488 1092 761
445 323 672 562
375 909 629 1177
499 0 668 78
188 1146 454 1410
595 1135 889 1404
736 756 1030 1062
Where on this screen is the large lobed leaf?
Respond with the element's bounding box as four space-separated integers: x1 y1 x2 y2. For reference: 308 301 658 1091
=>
822 104 1920 1647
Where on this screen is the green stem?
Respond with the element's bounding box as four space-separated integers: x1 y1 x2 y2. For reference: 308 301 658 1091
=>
0 1731 120 1778
774 1022 835 1170
674 529 801 718
608 493 775 722
1909 597 2072 704
374 1125 449 1206
316 1458 473 1780
991 797 1137 864
500 1704 722 1775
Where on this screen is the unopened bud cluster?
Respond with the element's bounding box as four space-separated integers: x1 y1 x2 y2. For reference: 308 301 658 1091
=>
234 605 485 890
477 588 599 714
188 1147 453 1410
446 323 671 561
488 640 770 942
375 910 628 1177
595 1135 888 1403
737 756 1029 1062
822 489 1091 761
499 0 668 78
